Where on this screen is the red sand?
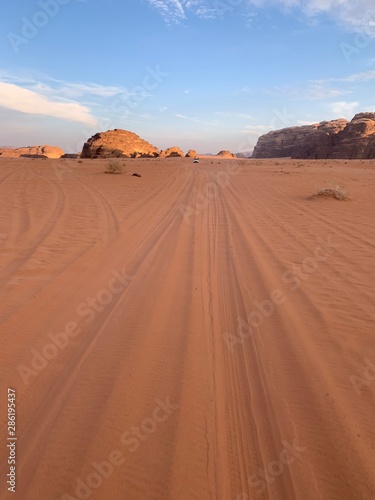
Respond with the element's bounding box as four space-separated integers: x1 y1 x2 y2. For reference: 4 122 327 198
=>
0 157 374 499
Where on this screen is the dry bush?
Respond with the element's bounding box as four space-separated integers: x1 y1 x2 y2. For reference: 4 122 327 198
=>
313 184 350 200
105 160 123 174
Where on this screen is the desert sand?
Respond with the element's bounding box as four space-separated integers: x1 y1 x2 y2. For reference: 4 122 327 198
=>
0 157 375 500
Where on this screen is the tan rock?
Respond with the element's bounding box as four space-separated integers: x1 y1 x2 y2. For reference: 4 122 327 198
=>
217 150 235 158
0 145 64 158
81 129 159 158
159 146 185 158
185 149 197 158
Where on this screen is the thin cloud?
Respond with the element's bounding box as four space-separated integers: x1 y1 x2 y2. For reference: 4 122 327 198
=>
333 70 375 82
246 0 375 35
175 113 220 126
148 0 234 22
148 0 186 24
147 0 375 31
328 100 359 118
0 70 146 102
269 81 350 100
0 82 97 126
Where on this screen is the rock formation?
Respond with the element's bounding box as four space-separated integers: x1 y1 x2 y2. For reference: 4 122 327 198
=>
185 149 197 158
0 146 64 158
81 129 159 158
217 150 235 158
330 113 375 159
252 113 375 159
159 147 185 158
61 153 79 159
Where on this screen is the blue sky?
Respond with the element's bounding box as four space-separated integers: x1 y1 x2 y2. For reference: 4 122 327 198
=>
1 0 375 153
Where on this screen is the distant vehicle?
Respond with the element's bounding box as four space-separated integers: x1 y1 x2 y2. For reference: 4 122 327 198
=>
193 157 199 164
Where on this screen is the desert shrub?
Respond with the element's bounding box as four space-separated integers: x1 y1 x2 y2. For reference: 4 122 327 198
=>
313 184 350 200
106 160 123 174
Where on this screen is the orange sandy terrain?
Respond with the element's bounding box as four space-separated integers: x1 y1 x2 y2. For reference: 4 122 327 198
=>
0 157 375 500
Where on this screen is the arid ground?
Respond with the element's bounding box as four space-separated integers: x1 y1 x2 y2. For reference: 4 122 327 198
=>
0 157 374 500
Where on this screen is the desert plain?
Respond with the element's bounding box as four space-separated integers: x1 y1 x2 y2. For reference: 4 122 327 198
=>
0 156 375 500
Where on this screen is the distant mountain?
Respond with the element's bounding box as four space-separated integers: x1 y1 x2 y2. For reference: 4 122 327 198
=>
0 145 64 158
236 151 252 158
252 112 375 159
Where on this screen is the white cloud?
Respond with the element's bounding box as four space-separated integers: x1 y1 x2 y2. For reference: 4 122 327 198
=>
148 0 186 23
0 82 97 126
0 69 145 101
334 69 375 82
245 124 274 132
328 100 359 117
269 81 350 100
246 0 375 35
175 113 220 125
146 0 375 30
51 82 134 99
148 0 238 22
302 82 350 100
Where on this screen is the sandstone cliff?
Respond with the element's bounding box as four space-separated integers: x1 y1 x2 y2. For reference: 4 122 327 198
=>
330 113 375 159
81 129 159 158
252 120 348 159
252 113 375 159
0 145 64 158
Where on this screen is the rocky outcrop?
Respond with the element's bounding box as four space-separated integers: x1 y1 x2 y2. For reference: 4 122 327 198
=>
61 153 79 159
185 149 197 158
81 129 159 158
159 146 185 158
252 119 348 159
0 145 64 158
217 150 235 158
330 113 375 159
252 113 375 159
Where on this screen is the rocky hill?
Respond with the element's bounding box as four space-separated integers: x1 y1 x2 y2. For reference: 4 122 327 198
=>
159 146 185 158
81 129 159 158
217 150 236 158
252 113 375 159
185 149 198 158
0 145 64 158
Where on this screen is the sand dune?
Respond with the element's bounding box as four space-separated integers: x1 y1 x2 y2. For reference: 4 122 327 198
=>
0 157 375 500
